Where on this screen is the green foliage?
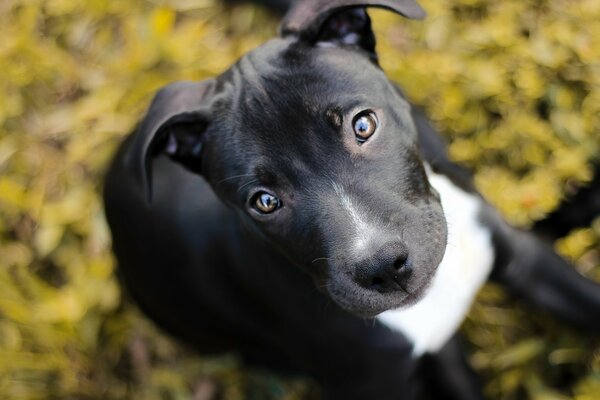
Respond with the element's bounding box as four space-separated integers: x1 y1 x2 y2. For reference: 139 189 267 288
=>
375 0 600 226
373 1 600 398
0 1 311 398
0 0 598 399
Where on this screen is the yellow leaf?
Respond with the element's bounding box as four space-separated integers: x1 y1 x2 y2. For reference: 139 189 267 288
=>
151 7 176 37
34 289 86 323
33 224 64 257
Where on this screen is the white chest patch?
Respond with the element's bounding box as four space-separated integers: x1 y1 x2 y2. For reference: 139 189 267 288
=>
376 170 495 357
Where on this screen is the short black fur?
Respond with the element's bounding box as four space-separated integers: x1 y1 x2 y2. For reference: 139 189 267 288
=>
104 1 600 398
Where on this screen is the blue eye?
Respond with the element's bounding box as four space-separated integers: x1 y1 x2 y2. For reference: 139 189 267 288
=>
353 111 378 143
253 192 281 214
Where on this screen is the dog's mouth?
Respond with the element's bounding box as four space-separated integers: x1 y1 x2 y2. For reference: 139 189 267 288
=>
318 200 448 318
324 267 438 318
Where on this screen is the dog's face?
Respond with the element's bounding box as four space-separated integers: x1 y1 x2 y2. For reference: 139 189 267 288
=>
130 0 447 317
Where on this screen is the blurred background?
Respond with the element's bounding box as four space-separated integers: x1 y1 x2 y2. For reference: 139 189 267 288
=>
1 0 599 398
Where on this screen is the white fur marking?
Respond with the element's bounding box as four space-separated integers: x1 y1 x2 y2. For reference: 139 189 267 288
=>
332 183 376 253
376 168 495 357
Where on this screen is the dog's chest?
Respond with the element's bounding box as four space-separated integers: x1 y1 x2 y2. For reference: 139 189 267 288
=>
377 170 495 356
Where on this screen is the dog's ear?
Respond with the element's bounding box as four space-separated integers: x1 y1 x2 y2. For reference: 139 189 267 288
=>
280 0 425 54
126 80 216 202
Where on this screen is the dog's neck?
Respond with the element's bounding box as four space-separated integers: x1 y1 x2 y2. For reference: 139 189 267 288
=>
377 165 495 356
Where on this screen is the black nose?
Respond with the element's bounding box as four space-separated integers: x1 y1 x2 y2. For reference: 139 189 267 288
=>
354 242 412 293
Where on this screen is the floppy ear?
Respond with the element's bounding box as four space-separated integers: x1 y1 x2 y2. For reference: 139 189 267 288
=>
280 0 425 54
125 80 216 202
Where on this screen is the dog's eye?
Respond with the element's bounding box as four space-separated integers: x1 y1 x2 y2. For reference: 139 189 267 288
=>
253 192 281 214
353 111 378 143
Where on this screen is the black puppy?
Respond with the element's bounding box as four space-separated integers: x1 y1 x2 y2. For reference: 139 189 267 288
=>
104 0 600 398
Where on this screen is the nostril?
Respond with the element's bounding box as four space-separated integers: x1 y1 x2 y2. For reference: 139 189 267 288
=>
370 276 384 288
354 242 411 292
393 253 408 270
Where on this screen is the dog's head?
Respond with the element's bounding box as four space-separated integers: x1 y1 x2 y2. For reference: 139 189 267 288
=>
128 0 447 318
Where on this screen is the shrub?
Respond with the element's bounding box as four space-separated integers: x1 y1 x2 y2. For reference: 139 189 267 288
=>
0 0 598 399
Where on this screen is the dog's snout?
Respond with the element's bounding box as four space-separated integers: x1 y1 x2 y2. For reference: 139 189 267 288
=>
354 242 413 293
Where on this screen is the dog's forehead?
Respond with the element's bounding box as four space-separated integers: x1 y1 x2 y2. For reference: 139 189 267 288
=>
210 38 413 188
236 38 393 111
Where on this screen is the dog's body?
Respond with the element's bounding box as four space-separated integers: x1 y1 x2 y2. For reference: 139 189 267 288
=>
104 1 600 398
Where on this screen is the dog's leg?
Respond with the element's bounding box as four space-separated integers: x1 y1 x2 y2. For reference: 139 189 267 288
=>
417 333 484 400
411 103 600 331
532 165 600 241
319 347 420 400
486 208 600 332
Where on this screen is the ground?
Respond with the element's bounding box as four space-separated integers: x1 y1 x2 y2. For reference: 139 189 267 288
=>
1 0 599 399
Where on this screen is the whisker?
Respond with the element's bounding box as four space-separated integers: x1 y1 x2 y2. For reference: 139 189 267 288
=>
216 173 257 186
312 257 331 264
324 298 333 314
237 179 260 193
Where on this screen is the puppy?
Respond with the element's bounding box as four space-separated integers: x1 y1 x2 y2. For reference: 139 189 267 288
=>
104 1 600 398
